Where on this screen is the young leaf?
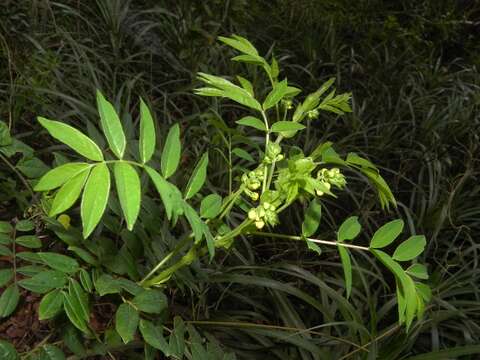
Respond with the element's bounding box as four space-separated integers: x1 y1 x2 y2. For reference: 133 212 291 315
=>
38 252 79 273
35 163 91 191
406 263 429 280
131 289 168 314
115 303 139 344
393 235 427 261
161 124 181 179
338 246 352 298
200 194 222 219
38 117 103 161
81 163 111 238
218 34 259 57
139 98 156 163
114 162 141 230
184 152 208 199
237 76 254 96
263 79 288 110
96 90 126 159
235 116 266 131
0 284 19 318
302 199 322 237
270 121 305 133
370 219 404 249
49 168 91 217
39 289 64 320
337 216 361 242
139 319 169 352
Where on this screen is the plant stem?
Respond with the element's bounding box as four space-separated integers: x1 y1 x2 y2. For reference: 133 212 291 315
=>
0 153 34 197
260 111 270 194
250 231 370 251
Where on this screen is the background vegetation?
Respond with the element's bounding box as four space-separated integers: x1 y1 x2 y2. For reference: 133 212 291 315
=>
0 0 479 359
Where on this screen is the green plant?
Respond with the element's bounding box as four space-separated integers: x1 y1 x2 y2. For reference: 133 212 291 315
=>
0 34 434 358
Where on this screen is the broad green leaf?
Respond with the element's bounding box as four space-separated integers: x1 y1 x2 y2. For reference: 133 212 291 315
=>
62 291 89 333
139 98 156 163
49 168 91 217
115 303 139 344
263 79 288 110
370 219 404 249
0 221 12 233
406 264 429 280
0 268 13 287
96 91 126 159
132 289 168 314
338 246 352 298
236 116 266 131
218 35 259 57
0 284 19 318
39 289 64 320
0 120 12 146
270 121 305 133
78 269 93 293
161 124 181 179
184 152 209 199
337 216 361 242
68 279 90 324
200 194 222 219
16 265 45 277
114 162 141 230
35 163 91 191
15 235 41 249
81 163 110 238
42 345 66 360
38 252 79 274
415 283 432 302
0 340 18 360
302 199 322 237
15 220 34 232
18 270 67 293
95 274 121 296
139 319 169 352
393 235 426 261
38 117 103 161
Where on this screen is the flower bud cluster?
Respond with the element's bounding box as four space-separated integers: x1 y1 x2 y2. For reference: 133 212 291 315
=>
264 143 284 164
281 99 293 110
248 202 279 229
242 168 264 201
315 168 346 196
307 109 319 120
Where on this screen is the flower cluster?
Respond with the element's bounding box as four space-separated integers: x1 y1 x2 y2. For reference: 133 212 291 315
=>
242 167 264 201
248 202 279 229
316 168 346 196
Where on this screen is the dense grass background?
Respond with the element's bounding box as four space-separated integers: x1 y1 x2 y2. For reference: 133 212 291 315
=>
1 1 479 359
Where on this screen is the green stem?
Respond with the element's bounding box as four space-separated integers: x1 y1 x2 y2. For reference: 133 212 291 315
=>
250 231 370 251
0 153 34 197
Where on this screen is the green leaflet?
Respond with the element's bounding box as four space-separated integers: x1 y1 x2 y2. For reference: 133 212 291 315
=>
131 289 168 314
0 340 18 360
302 199 322 237
184 152 209 200
38 252 79 274
15 235 41 248
337 216 361 242
39 289 64 320
218 34 259 57
35 163 91 191
114 162 141 230
406 263 429 280
139 319 169 352
235 116 266 131
200 194 222 219
338 246 352 299
115 303 139 344
62 290 89 334
393 235 426 261
0 284 19 318
49 168 91 217
263 79 288 110
139 98 156 163
0 269 13 287
38 117 103 161
18 270 67 294
145 166 183 220
370 219 404 249
270 121 305 133
81 163 111 238
161 123 181 179
96 90 126 159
